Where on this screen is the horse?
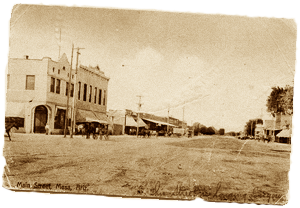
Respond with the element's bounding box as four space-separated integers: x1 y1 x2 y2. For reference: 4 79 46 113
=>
5 123 19 141
137 129 151 138
264 135 274 143
102 127 109 140
137 129 145 138
144 129 151 138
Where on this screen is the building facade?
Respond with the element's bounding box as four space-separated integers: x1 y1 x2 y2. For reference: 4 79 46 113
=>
6 54 109 134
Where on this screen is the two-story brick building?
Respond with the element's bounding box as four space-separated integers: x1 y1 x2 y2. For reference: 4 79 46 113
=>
5 54 109 134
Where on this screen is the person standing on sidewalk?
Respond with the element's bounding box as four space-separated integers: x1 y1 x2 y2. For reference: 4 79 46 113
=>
45 122 50 135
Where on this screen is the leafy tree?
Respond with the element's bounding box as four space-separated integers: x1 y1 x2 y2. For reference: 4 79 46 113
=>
199 126 207 134
282 85 293 115
193 122 201 135
266 85 293 117
245 119 263 136
206 127 216 135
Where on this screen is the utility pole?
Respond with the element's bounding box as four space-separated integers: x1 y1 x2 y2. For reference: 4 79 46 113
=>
64 44 74 138
182 101 185 128
123 110 127 135
136 95 143 137
58 28 61 60
71 47 85 138
167 106 170 133
250 120 253 138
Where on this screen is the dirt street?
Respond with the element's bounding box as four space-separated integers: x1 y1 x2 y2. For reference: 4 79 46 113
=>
2 133 290 204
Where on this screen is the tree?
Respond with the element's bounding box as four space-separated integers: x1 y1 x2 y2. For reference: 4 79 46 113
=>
282 85 293 115
199 126 207 134
266 85 293 117
193 122 201 135
206 127 216 135
245 119 263 136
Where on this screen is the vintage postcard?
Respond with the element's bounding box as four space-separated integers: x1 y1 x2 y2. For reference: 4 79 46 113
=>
2 1 299 207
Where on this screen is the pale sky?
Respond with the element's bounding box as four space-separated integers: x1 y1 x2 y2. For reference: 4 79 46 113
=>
7 3 297 132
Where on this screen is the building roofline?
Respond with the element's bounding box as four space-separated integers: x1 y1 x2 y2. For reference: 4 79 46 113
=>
79 65 110 81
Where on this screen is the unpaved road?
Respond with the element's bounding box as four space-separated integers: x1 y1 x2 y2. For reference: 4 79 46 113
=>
3 134 290 204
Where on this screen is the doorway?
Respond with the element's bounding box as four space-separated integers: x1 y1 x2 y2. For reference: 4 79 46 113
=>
34 105 48 133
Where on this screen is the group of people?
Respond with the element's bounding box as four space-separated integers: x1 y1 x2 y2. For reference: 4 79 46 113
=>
43 122 109 140
79 123 109 140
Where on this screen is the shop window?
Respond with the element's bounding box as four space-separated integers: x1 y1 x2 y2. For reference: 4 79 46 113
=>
54 109 66 129
5 117 24 128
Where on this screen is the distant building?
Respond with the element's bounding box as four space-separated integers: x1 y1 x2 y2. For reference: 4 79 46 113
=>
107 109 187 135
6 54 109 134
255 123 264 138
262 113 292 143
219 128 225 135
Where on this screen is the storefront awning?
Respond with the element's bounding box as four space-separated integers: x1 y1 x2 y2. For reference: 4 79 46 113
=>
126 116 138 127
5 102 25 118
142 118 176 127
137 118 147 127
76 109 108 124
93 111 111 124
277 129 292 138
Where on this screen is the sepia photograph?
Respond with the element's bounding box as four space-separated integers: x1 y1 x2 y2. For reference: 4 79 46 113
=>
1 1 299 207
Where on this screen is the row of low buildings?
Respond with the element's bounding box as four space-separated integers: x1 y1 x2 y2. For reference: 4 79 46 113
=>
5 54 187 135
107 109 188 135
254 113 292 143
5 54 110 134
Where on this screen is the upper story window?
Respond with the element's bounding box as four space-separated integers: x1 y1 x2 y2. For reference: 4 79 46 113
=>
71 83 74 97
53 67 55 72
98 89 102 105
26 75 35 90
63 66 65 70
89 85 92 102
65 82 69 96
94 87 97 104
56 79 61 94
83 84 87 101
103 90 106 106
7 74 10 89
58 69 60 74
78 82 81 100
50 77 55 92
